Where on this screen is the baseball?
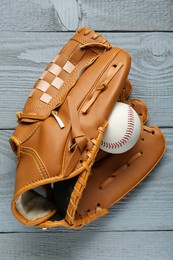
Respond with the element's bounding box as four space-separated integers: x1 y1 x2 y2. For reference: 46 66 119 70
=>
100 102 141 154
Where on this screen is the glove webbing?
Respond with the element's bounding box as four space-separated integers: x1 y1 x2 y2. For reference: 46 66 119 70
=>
66 122 108 226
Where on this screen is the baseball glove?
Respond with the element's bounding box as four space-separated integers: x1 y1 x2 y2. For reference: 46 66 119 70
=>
10 27 166 229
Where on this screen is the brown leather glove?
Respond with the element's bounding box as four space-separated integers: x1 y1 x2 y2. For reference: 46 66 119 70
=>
10 27 166 229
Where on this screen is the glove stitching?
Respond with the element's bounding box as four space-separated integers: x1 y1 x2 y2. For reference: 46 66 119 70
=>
18 122 40 144
20 147 49 179
101 105 135 151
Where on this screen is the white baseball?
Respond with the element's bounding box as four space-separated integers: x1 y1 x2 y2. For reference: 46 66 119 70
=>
100 102 141 154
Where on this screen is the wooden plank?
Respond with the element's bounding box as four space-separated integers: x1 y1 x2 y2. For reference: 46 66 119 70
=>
0 32 172 129
0 231 172 260
80 0 173 32
0 128 172 232
0 0 172 31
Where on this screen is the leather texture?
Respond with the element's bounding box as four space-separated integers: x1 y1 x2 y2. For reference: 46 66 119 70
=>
10 27 166 229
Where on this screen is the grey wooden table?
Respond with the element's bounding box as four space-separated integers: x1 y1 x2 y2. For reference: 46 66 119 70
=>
0 1 173 259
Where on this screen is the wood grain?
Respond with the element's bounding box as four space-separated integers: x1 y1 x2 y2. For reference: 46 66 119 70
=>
0 32 172 129
0 231 172 260
0 128 172 232
0 0 172 31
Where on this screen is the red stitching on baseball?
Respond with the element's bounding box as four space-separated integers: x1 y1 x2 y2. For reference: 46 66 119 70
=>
101 105 135 151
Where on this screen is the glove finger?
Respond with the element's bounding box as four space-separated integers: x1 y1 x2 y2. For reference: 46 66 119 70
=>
77 125 165 222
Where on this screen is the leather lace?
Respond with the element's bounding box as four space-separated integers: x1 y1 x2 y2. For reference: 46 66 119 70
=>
81 42 111 51
77 27 111 50
63 96 89 177
68 96 88 153
100 152 143 189
81 63 124 114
